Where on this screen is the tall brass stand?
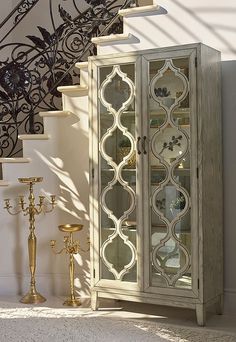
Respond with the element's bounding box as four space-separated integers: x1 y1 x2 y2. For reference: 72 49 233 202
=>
4 177 56 304
50 224 89 307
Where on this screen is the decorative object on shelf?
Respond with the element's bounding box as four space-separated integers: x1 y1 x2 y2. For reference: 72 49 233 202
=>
118 137 136 168
170 193 186 219
162 97 176 108
50 224 89 307
151 171 165 185
160 135 183 155
151 127 188 166
119 136 131 148
150 116 166 128
123 220 136 229
3 177 56 304
170 194 186 211
150 118 159 128
156 198 166 210
154 87 170 97
176 91 189 108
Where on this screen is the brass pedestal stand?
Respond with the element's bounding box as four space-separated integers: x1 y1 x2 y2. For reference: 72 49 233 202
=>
4 177 56 304
50 224 88 307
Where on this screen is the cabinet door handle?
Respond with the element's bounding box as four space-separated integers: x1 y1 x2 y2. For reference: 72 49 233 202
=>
142 136 147 154
137 136 141 154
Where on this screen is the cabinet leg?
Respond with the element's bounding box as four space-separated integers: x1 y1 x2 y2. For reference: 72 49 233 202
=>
91 291 99 311
196 304 206 326
215 294 224 315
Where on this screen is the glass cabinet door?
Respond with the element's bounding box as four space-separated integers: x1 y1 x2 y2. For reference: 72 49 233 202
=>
146 55 196 291
97 61 140 284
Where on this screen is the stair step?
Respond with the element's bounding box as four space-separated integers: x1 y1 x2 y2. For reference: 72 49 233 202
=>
91 33 138 46
57 85 88 97
18 134 50 140
119 4 167 17
39 110 72 118
74 62 89 87
0 180 10 186
75 61 88 70
0 157 31 163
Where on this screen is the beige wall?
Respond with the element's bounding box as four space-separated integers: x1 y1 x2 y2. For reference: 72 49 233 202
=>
135 0 236 61
0 2 14 59
156 0 236 61
0 0 236 314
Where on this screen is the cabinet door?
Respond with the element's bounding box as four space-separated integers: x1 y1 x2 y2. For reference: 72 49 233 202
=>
90 56 143 290
142 49 199 297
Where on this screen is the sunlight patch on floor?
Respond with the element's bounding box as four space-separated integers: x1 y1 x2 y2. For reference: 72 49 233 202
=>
0 303 166 321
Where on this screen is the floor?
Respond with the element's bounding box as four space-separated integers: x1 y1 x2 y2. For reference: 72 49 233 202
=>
1 296 235 334
94 298 236 334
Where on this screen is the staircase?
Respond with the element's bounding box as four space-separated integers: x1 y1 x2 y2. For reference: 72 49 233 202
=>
0 0 167 297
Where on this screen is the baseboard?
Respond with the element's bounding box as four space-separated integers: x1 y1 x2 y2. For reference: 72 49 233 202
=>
0 274 235 314
224 288 236 314
0 273 90 298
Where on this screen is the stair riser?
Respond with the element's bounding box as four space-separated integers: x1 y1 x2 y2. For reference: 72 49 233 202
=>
80 69 89 87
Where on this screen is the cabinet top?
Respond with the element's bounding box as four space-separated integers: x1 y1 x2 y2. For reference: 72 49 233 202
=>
88 42 221 62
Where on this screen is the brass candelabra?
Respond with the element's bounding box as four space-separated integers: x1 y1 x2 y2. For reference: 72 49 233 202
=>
4 177 56 304
50 224 89 307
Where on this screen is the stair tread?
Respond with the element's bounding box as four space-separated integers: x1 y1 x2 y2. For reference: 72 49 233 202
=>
0 180 10 186
57 85 88 91
57 85 88 96
0 157 31 163
39 110 72 117
75 62 88 69
119 4 167 17
18 134 50 140
91 33 138 45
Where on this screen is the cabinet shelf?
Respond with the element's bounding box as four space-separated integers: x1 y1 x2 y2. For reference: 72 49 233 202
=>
150 108 190 115
101 168 135 172
100 111 135 118
150 124 190 129
100 108 190 117
151 167 190 171
102 227 136 232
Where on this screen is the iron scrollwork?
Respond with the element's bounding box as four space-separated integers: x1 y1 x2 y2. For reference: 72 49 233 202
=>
14 0 40 25
0 0 136 157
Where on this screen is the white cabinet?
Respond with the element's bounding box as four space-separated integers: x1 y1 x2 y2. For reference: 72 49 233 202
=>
89 43 223 326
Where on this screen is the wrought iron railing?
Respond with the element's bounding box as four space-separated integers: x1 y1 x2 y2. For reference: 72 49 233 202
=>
0 0 40 45
0 0 137 158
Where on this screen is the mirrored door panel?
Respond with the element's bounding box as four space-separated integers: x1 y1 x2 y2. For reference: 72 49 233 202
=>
148 57 192 289
98 63 138 283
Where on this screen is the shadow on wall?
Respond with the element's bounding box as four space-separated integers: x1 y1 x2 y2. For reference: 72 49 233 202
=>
1 183 30 296
124 0 236 60
35 110 91 297
171 0 236 57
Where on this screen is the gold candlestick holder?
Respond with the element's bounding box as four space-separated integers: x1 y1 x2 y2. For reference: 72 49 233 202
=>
3 177 56 304
50 224 89 307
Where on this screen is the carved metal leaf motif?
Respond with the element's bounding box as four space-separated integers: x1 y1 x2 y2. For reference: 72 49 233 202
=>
85 0 106 5
0 90 8 101
58 5 73 24
37 26 52 45
26 35 46 49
